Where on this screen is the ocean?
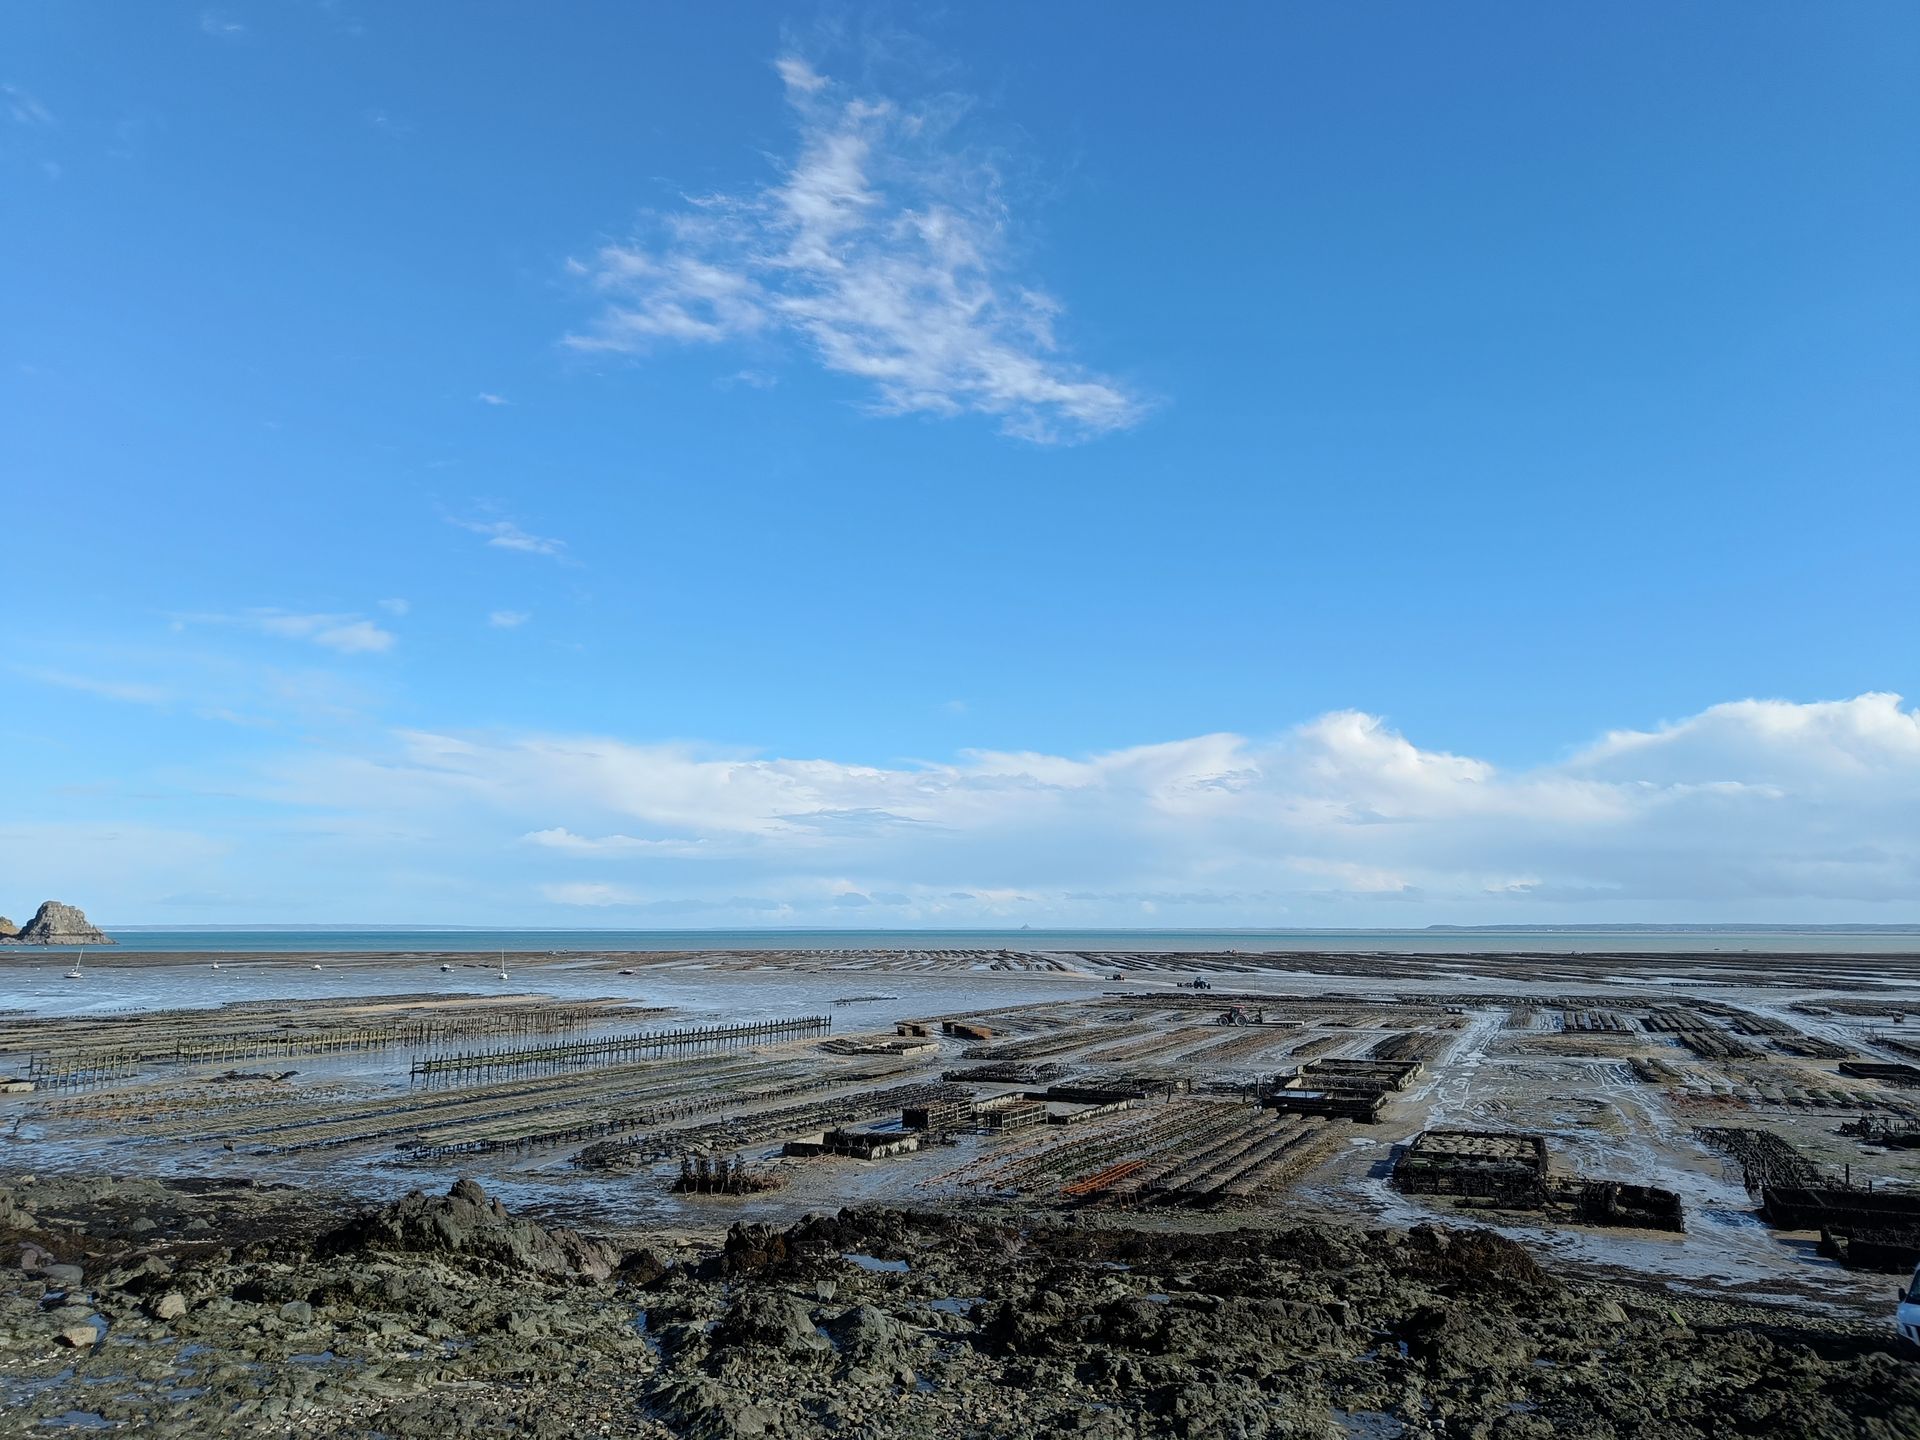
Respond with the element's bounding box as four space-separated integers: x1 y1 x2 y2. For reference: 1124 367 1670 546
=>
16 925 1920 955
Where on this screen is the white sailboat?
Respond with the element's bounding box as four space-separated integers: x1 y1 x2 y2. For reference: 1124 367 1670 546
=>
498 949 509 982
64 947 84 981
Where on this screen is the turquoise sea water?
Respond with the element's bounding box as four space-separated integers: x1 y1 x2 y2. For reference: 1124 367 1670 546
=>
15 925 1920 956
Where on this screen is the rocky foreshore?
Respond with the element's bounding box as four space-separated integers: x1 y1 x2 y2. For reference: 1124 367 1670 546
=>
1 1173 1915 1439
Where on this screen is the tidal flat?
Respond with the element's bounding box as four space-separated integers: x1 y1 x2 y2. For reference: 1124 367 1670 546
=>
3 946 1918 1436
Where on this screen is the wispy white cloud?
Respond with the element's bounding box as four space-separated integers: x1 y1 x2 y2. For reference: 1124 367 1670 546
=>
377 598 410 616
198 10 246 39
565 54 1145 444
450 515 567 559
476 392 511 406
524 827 713 858
2 84 54 128
252 692 1920 921
16 668 170 706
174 609 397 655
540 880 647 907
487 609 530 629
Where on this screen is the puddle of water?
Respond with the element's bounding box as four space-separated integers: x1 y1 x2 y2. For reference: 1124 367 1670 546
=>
925 1297 981 1317
4 1367 78 1406
36 1415 113 1432
841 1253 909 1274
1332 1409 1405 1438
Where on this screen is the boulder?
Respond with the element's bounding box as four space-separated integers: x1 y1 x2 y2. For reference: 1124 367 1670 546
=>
7 901 113 946
648 1376 784 1439
717 1221 790 1276
617 1245 670 1286
0 916 15 937
57 1323 99 1348
101 1256 171 1293
826 1302 903 1359
1 1190 40 1232
712 1290 829 1356
315 1177 618 1280
149 1292 189 1322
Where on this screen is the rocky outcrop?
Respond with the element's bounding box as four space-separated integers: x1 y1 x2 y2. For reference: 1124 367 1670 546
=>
3 1183 1916 1439
0 916 15 937
316 1177 619 1280
3 901 114 945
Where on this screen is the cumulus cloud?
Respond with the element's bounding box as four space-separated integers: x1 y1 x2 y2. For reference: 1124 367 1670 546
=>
252 692 1920 921
564 55 1144 444
450 516 567 559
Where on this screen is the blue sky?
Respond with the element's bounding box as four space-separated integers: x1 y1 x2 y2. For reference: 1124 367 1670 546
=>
3 3 1917 926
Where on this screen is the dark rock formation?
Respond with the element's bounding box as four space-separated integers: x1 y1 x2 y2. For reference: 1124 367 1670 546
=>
4 1180 1916 1439
315 1177 619 1280
0 916 15 937
4 900 114 945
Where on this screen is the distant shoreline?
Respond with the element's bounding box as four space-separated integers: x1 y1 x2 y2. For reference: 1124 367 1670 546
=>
89 921 1920 935
6 941 1920 967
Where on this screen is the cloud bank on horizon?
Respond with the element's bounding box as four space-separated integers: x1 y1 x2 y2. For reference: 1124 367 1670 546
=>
8 691 1918 926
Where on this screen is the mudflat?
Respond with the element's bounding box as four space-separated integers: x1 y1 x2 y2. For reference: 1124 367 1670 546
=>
4 946 1918 1435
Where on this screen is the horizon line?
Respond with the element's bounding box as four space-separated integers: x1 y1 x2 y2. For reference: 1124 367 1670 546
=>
87 921 1920 935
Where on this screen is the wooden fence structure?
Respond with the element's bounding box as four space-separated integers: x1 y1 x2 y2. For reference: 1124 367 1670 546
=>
408 1014 831 1084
